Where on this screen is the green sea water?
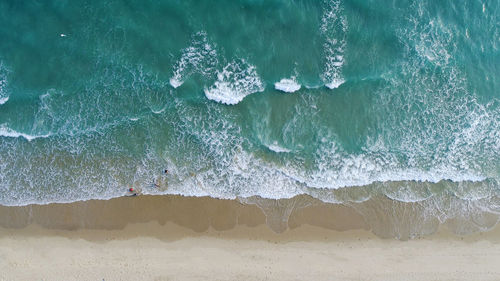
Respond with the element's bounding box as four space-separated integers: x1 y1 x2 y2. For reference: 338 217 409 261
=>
0 0 498 233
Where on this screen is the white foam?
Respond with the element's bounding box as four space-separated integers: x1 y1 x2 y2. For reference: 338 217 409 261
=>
320 0 347 90
0 124 49 141
204 59 264 105
365 0 500 194
413 20 452 66
194 68 499 199
170 31 217 88
151 106 166 114
169 77 183 89
267 143 291 153
0 96 8 105
274 78 301 93
325 78 345 89
168 99 494 201
304 84 323 89
0 62 9 105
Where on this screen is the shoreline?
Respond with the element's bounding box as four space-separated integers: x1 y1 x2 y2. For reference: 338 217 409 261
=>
0 195 369 235
2 193 498 238
2 195 500 280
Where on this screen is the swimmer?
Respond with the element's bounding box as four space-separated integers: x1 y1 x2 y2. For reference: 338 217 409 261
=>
153 178 160 188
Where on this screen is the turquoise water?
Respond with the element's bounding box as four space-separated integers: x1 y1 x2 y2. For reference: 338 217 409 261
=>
0 0 498 217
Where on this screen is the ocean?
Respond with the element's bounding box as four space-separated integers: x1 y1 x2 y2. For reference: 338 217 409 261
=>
0 0 498 236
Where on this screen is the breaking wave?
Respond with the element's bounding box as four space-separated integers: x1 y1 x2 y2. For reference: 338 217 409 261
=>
203 59 264 105
169 31 218 88
274 77 301 93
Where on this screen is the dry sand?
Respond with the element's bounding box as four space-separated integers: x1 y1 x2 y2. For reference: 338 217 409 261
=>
0 195 499 281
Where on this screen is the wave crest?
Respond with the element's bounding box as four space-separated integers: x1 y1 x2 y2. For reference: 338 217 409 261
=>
204 59 264 105
170 31 218 88
274 77 301 93
0 124 50 141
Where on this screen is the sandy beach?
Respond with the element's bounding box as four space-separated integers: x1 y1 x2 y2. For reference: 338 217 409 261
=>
0 195 500 280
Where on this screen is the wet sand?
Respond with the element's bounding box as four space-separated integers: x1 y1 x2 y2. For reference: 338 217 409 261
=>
0 195 499 280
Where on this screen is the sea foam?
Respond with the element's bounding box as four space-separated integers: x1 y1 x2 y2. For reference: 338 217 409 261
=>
0 124 49 141
267 142 291 153
0 97 8 105
325 78 345 89
321 0 347 89
170 31 217 88
0 61 9 105
274 78 301 93
204 59 264 105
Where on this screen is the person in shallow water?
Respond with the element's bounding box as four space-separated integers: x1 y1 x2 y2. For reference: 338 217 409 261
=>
127 187 140 196
153 169 169 189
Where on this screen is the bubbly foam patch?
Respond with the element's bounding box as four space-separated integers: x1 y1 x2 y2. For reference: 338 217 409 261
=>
204 59 264 105
369 0 500 183
167 91 496 204
0 61 9 105
267 142 291 153
321 0 347 89
0 97 8 105
0 130 136 206
162 97 301 199
28 61 169 138
276 133 488 193
406 5 453 67
325 78 345 89
170 31 217 88
274 78 301 93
